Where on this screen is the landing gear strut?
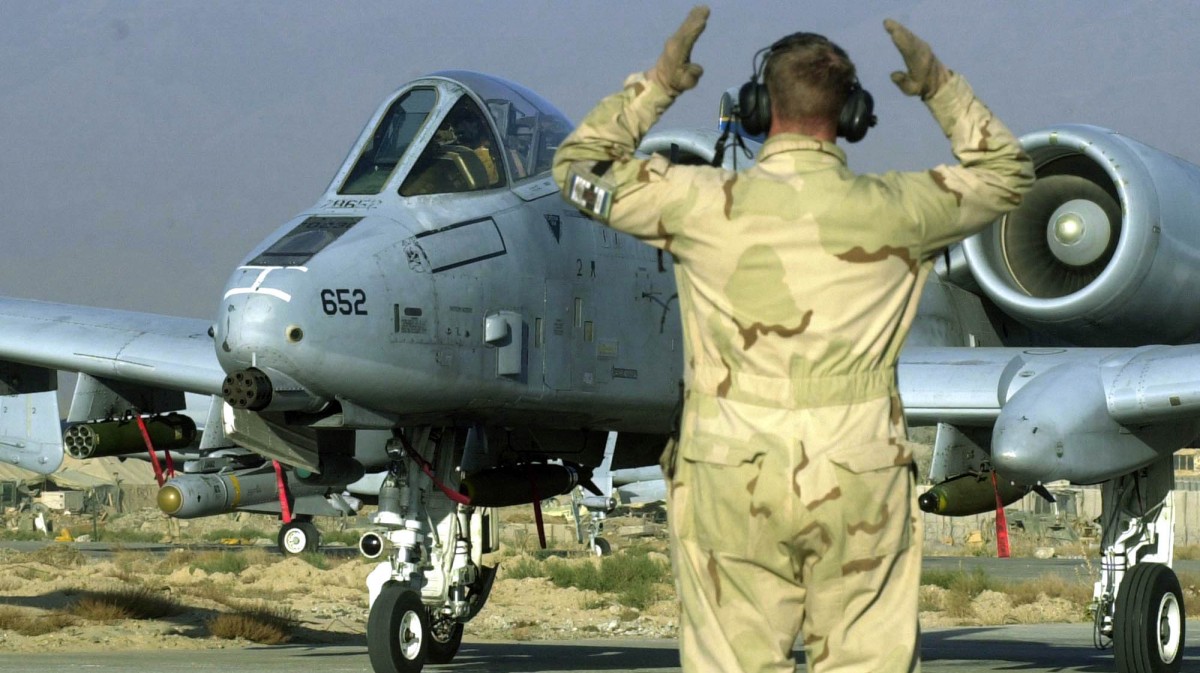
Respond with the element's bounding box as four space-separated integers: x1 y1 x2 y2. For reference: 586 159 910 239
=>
1092 457 1185 673
362 428 498 673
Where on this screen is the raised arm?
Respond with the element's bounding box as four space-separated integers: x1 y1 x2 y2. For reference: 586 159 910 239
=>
552 6 710 245
885 19 1036 250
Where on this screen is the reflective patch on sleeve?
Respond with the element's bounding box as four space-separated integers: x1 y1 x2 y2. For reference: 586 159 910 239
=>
565 163 616 222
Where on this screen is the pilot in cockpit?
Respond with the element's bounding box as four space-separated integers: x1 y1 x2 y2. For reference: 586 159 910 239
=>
400 99 504 196
452 111 501 185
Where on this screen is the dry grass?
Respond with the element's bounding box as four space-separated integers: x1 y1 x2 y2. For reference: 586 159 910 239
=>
1007 573 1093 607
67 586 182 621
182 579 289 606
238 547 273 567
23 545 87 567
190 550 251 575
1174 571 1200 617
921 567 1095 621
1175 545 1200 561
0 606 77 635
207 603 296 644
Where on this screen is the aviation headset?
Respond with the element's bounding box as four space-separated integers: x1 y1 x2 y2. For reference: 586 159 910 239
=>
737 32 876 142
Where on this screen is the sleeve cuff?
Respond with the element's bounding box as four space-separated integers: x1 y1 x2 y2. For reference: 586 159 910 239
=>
924 72 975 137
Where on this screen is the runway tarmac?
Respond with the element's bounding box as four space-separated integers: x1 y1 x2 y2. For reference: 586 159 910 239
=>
0 623 1194 672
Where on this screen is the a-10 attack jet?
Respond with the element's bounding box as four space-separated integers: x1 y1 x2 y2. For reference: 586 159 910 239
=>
0 68 1196 673
0 70 713 673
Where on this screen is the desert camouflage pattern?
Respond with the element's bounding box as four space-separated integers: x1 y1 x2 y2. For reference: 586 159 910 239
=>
553 69 1033 672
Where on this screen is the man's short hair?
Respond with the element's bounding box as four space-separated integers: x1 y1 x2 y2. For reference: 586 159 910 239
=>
764 33 857 123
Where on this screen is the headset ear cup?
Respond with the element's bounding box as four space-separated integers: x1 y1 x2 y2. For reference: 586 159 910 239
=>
837 87 875 143
738 80 770 137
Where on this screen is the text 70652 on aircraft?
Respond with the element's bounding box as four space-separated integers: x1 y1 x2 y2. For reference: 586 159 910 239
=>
1 67 1198 673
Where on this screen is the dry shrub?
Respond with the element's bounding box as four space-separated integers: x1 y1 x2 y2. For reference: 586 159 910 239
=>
0 606 77 635
183 579 288 606
1175 545 1200 561
1007 573 1093 607
69 597 133 621
943 586 976 619
67 586 181 621
239 547 273 568
207 603 296 644
191 551 250 575
23 545 86 567
918 585 946 612
1176 571 1200 617
181 580 234 606
155 549 197 573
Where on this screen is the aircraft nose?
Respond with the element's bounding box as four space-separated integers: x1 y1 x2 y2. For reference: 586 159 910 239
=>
217 292 290 363
215 277 327 413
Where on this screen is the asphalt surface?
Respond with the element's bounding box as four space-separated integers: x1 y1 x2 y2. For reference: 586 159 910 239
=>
0 624 1194 672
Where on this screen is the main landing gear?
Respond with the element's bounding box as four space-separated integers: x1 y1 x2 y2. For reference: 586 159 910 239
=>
1093 456 1185 673
277 517 321 555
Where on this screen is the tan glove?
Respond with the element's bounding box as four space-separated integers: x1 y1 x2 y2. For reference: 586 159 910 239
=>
648 5 709 96
885 19 950 99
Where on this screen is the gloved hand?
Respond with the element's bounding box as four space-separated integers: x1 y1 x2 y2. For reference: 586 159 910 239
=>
648 5 709 95
885 19 950 99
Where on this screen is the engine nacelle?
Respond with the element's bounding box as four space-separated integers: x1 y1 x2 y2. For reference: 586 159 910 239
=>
963 124 1200 346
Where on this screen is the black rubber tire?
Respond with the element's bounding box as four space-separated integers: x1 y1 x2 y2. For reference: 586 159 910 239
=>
593 537 612 557
277 521 320 556
425 609 464 664
1114 562 1185 673
368 583 428 673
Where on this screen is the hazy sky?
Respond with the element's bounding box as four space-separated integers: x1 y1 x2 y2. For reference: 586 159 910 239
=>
2 1 1198 320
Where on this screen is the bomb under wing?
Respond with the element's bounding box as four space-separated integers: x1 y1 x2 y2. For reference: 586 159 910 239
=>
918 473 1031 517
157 470 326 519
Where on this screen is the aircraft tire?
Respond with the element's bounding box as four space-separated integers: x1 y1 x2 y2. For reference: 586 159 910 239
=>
1114 562 1184 673
593 537 612 557
368 583 428 673
425 609 464 664
278 521 320 556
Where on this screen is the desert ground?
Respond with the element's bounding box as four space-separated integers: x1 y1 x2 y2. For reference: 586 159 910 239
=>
0 505 1190 652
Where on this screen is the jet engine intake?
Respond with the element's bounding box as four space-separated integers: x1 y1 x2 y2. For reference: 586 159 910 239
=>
963 125 1200 346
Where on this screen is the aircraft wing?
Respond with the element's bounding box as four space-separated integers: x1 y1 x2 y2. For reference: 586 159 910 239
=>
898 345 1200 485
0 297 223 473
0 297 221 394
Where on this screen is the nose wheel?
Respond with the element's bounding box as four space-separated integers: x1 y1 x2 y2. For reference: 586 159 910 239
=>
1114 562 1184 673
368 583 429 673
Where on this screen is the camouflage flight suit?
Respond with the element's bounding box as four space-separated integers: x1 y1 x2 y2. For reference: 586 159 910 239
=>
553 66 1033 672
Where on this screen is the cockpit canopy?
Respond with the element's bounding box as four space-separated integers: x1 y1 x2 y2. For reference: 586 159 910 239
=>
338 71 573 197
